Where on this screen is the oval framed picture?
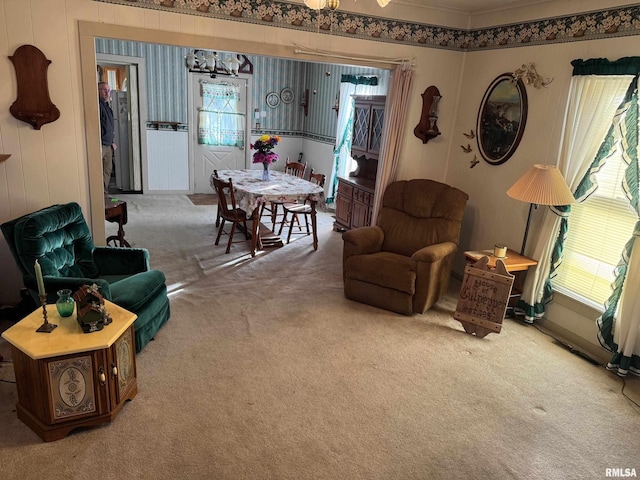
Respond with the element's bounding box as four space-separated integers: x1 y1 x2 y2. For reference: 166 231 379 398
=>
476 73 528 166
280 87 294 104
266 92 280 108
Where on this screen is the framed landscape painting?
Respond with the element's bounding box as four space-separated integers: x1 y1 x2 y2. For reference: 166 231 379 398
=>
476 73 528 165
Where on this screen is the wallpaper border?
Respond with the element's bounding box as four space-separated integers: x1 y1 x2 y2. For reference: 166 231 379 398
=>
95 0 640 51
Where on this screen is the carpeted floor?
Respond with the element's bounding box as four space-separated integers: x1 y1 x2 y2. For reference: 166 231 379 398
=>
1 194 639 480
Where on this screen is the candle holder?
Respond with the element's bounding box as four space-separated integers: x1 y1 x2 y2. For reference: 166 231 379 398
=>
36 294 57 333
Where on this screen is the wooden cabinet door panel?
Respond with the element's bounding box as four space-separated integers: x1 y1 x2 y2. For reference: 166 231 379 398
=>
46 351 109 424
335 193 352 228
352 200 369 229
109 326 137 405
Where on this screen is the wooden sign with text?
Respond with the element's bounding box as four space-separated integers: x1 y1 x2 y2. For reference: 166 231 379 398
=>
454 256 514 338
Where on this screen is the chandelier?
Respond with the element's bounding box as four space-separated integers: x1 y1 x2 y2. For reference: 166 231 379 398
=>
185 50 254 78
304 0 390 10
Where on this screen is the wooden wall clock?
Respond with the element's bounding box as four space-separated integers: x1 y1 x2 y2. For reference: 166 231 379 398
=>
9 44 60 130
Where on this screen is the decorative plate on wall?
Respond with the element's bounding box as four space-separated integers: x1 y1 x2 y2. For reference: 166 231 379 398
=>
476 73 528 166
266 92 280 108
280 87 294 104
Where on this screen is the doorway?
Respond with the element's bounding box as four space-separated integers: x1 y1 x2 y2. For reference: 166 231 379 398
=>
97 53 147 194
189 75 250 194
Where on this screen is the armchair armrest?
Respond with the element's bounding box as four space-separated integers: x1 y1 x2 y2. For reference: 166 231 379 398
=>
94 246 150 275
342 226 384 258
24 275 112 303
410 242 458 268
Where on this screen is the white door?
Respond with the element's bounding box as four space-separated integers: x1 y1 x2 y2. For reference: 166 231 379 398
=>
190 75 248 193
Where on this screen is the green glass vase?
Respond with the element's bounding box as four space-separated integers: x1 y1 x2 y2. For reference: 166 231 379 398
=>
56 289 75 317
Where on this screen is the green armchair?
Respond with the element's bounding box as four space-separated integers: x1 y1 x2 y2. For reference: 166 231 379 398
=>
1 202 170 352
342 179 469 315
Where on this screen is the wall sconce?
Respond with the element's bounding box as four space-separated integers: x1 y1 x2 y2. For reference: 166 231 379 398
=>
300 89 309 117
331 94 339 116
414 86 441 144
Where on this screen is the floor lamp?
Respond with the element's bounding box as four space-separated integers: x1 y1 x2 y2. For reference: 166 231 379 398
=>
506 164 575 255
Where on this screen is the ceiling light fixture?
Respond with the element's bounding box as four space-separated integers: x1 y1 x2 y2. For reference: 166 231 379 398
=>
304 0 389 11
304 0 327 9
185 50 253 78
327 0 339 10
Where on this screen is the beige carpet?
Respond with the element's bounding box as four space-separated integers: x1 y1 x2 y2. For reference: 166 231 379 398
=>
1 194 639 480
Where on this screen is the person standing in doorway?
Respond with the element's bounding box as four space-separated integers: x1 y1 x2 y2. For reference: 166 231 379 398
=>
98 82 117 197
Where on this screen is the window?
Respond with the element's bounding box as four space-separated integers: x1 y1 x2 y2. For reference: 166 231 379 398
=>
197 82 244 147
554 149 638 309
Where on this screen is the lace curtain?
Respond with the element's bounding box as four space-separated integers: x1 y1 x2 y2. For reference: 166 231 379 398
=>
198 82 245 147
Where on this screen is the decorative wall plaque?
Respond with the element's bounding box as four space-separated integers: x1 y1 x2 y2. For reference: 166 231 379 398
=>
9 45 60 130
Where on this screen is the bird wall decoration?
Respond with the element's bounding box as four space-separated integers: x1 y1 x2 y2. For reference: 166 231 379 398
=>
461 144 472 153
463 130 475 139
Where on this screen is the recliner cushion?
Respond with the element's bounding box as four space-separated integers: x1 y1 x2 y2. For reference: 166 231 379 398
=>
345 252 416 295
12 202 99 279
378 180 468 257
109 269 167 313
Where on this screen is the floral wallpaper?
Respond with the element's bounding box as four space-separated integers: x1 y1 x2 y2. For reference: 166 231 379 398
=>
96 0 640 50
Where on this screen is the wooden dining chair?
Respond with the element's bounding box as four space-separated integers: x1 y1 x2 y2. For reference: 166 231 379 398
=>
278 170 325 244
212 171 250 254
259 160 307 230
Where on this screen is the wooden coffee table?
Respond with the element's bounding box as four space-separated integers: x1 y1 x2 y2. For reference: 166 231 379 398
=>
1 301 137 441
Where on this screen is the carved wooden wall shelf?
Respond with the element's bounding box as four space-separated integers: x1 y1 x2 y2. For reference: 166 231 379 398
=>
414 86 441 144
9 45 60 130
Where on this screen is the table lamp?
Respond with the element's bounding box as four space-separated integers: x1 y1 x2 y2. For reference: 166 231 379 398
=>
506 164 575 255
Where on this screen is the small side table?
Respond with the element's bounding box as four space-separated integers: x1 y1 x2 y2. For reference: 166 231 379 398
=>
464 249 538 315
1 301 137 441
105 200 131 247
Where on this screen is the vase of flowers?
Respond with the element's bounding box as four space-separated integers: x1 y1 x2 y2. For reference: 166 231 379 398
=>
251 134 280 181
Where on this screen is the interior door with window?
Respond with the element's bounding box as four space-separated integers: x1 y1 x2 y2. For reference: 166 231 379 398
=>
191 76 248 193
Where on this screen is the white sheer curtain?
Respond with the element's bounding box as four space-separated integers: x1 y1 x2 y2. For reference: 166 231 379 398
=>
328 83 357 201
613 242 640 374
520 75 634 320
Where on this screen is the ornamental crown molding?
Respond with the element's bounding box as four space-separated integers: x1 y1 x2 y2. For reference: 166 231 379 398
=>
94 0 640 51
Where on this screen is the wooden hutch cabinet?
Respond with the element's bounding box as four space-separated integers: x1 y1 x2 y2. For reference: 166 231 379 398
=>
335 95 385 231
1 301 137 442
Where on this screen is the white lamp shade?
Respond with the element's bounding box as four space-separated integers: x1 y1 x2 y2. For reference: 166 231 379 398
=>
507 164 575 206
304 0 327 9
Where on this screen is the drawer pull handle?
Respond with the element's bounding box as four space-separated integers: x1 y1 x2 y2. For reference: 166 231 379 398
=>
99 368 106 385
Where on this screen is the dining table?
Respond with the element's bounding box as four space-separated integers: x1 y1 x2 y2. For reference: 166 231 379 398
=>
211 169 326 257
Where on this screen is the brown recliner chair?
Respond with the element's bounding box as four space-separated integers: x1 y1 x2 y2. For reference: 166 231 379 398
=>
342 179 469 315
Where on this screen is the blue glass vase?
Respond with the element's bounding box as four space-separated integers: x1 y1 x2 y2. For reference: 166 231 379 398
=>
262 163 270 181
56 289 75 317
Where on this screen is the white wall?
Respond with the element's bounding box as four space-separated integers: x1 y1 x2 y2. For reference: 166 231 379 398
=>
146 130 189 191
447 34 640 357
